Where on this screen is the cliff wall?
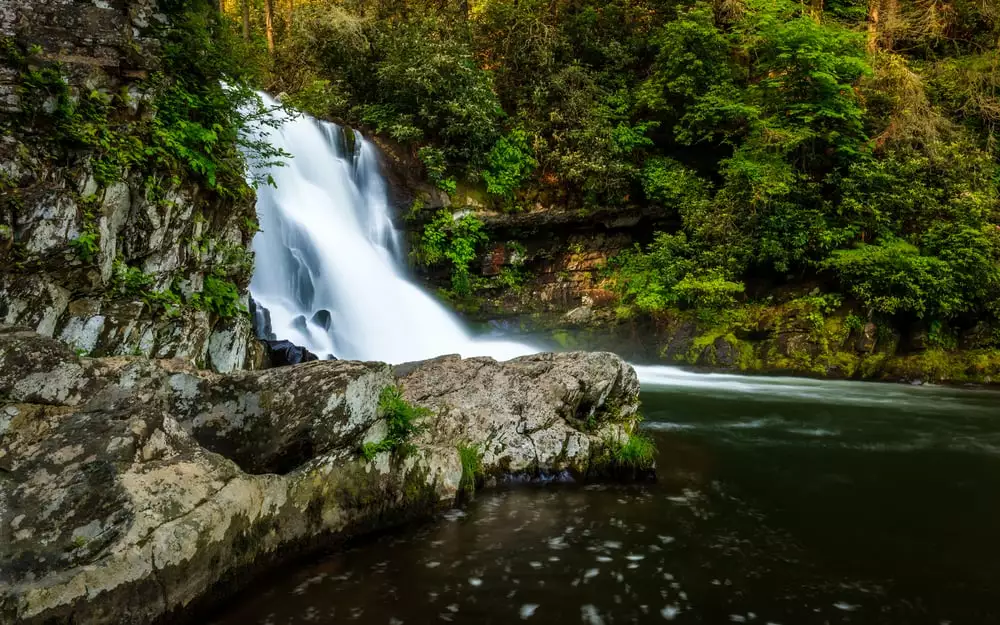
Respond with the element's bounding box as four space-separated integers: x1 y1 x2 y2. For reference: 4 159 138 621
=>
1 0 262 372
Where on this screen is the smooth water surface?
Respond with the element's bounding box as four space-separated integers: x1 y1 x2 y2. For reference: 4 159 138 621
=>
212 377 1000 625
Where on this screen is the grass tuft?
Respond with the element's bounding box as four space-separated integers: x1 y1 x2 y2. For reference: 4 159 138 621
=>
611 432 657 472
458 443 484 495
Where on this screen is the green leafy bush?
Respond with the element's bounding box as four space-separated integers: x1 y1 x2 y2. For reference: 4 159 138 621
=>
192 274 245 319
824 240 957 319
482 130 537 199
419 210 489 297
418 146 457 194
69 231 100 264
673 272 745 312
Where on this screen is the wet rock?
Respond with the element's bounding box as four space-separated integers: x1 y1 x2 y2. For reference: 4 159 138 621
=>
0 326 645 625
250 297 276 340
660 319 699 362
777 332 821 360
263 339 320 368
696 336 738 368
855 321 878 353
562 305 595 326
311 309 333 333
290 314 309 336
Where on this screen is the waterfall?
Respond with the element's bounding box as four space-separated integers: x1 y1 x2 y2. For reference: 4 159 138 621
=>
246 97 841 393
246 95 536 364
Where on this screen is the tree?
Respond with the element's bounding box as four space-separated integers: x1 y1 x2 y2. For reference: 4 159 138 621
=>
265 0 275 54
241 0 250 41
810 0 823 23
867 0 899 53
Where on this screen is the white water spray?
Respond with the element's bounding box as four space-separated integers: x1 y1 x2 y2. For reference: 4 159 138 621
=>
247 95 535 364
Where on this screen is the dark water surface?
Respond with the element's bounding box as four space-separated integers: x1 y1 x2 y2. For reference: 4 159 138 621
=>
212 370 1000 625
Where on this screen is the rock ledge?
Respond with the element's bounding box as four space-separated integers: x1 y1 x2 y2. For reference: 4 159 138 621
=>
0 326 645 624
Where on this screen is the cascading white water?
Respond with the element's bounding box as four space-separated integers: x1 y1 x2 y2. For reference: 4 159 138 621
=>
247 95 536 364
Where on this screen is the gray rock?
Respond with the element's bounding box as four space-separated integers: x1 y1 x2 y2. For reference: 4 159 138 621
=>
0 327 646 625
563 305 595 326
1 0 260 374
398 351 641 475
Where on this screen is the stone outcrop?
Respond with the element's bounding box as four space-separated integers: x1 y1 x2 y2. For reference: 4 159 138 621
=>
0 326 645 625
1 0 262 373
399 351 640 475
408 206 644 317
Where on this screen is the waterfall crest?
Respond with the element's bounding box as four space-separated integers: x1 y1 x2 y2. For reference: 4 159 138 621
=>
246 95 535 363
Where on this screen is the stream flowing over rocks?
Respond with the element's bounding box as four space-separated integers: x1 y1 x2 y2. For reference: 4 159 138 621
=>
0 325 643 625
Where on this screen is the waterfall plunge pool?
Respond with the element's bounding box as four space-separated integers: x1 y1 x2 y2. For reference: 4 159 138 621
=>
210 378 1000 625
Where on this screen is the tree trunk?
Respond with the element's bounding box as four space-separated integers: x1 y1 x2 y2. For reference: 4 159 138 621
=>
867 0 881 53
810 0 823 22
241 0 250 41
867 0 898 53
265 0 275 54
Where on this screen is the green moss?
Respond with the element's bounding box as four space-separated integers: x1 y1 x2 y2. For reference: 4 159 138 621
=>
879 349 1000 384
657 300 1000 384
401 463 437 509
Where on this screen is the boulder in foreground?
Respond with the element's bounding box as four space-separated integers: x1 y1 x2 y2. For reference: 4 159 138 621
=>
0 326 648 625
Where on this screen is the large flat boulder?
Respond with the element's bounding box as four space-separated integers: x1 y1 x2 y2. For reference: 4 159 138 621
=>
399 352 641 475
0 326 646 624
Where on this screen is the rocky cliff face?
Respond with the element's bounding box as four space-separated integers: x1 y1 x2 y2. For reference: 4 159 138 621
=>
405 197 657 319
1 0 262 372
0 325 646 624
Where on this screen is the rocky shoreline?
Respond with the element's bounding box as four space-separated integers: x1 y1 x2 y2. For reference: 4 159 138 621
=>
0 325 647 625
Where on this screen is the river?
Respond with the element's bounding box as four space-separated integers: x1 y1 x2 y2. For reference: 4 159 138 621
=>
210 373 1000 625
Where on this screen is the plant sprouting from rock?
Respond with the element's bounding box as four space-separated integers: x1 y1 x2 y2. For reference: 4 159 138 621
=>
361 387 431 460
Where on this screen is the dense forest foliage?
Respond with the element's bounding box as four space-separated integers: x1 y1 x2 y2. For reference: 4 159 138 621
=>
224 0 1000 352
